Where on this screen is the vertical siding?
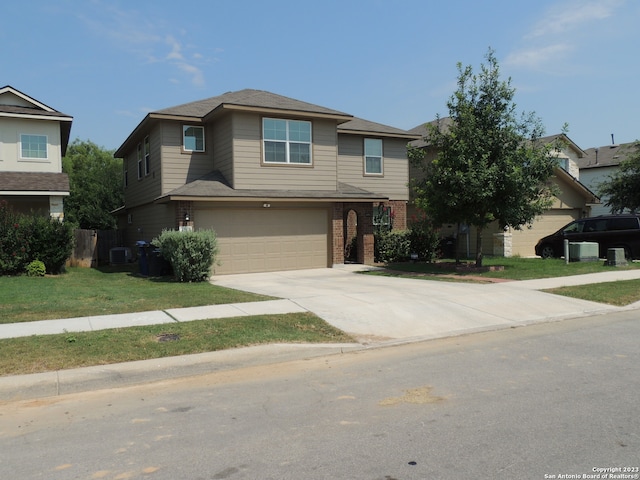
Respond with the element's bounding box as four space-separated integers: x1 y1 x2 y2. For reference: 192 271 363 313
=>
232 113 338 190
161 121 214 194
337 135 409 200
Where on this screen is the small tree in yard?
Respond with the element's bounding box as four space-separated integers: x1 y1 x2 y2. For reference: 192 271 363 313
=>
62 139 123 230
597 141 640 213
411 48 559 267
152 230 218 282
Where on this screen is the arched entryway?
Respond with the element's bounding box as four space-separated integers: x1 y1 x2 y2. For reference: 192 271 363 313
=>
344 209 358 262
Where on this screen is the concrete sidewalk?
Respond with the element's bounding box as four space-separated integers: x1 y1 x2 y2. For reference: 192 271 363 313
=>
2 265 640 402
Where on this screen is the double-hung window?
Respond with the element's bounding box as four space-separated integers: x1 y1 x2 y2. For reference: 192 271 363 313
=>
20 134 48 159
137 143 143 180
263 118 312 164
144 136 150 175
183 125 205 152
364 138 383 175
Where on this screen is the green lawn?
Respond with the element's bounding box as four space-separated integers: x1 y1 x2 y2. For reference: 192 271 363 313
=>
383 256 640 281
0 312 353 376
2 259 639 377
0 265 273 324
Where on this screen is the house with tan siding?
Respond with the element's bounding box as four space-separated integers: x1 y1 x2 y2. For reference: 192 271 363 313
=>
408 120 599 258
0 86 72 219
114 89 419 274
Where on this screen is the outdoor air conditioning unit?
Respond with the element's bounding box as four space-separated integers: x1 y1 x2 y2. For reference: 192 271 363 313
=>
569 242 599 262
109 247 132 265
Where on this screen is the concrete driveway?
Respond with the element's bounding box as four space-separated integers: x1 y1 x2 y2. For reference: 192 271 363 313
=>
212 265 619 343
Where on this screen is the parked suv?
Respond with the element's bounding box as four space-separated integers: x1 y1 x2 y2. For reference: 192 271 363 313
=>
535 214 640 259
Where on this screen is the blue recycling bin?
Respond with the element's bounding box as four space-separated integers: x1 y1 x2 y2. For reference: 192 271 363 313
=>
136 241 149 276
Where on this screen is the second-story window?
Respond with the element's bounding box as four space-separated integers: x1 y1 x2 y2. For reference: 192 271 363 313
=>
183 125 205 152
364 138 383 175
136 143 143 179
20 134 48 159
263 118 312 164
144 136 150 175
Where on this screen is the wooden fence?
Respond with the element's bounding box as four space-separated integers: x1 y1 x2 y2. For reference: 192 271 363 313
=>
67 229 123 267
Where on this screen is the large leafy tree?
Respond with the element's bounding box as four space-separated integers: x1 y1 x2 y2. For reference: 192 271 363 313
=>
597 142 640 213
411 49 559 267
62 139 123 230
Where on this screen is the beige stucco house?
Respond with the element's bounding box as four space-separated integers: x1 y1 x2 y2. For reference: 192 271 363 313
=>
408 120 599 258
114 89 419 274
0 86 72 219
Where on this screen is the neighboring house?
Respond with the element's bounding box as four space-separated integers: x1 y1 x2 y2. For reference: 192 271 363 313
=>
0 86 72 219
575 140 638 217
114 89 419 274
408 121 599 258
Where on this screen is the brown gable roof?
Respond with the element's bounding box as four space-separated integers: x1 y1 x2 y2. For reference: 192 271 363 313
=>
155 89 353 120
0 172 70 193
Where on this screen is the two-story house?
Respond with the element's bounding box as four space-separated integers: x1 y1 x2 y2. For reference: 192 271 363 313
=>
409 120 599 258
576 140 638 217
0 86 73 219
114 89 419 274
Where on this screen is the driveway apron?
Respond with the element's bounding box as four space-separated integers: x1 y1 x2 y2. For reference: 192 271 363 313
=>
211 267 615 342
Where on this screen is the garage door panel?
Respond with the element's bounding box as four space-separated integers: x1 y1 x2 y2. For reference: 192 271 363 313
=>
511 209 580 257
195 208 329 274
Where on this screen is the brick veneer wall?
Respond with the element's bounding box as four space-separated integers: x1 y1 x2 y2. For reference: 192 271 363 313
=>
332 203 345 265
176 200 193 229
388 200 407 231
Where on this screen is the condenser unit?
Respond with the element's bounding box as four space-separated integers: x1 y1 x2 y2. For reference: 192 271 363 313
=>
109 247 132 264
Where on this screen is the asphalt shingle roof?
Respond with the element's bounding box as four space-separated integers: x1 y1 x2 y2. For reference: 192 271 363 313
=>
0 172 70 192
156 171 386 202
577 142 638 169
155 89 352 119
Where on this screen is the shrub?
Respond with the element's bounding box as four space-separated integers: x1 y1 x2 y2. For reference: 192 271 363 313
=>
407 214 441 262
152 229 218 282
0 200 74 275
0 201 30 275
26 260 46 277
374 229 411 263
373 214 442 264
24 214 75 274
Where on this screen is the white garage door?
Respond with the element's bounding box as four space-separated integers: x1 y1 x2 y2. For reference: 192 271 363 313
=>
511 209 581 257
194 207 329 274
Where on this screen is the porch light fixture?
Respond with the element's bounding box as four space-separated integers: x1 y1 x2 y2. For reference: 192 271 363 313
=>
184 213 190 221
263 203 271 208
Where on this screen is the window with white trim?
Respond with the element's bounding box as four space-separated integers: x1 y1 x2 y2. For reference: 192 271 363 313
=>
20 134 48 159
144 136 150 175
263 118 312 164
364 138 383 175
183 125 205 152
137 143 143 180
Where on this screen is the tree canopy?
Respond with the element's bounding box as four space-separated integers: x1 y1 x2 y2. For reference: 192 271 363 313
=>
597 142 640 213
410 48 559 266
62 139 123 230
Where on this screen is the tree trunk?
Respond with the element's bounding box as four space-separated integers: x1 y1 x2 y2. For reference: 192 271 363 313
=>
455 223 461 264
475 226 483 267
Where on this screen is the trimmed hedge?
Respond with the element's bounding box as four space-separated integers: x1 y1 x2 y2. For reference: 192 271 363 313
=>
374 214 441 263
152 229 219 282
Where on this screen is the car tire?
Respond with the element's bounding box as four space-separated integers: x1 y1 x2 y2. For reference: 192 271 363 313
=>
540 245 556 259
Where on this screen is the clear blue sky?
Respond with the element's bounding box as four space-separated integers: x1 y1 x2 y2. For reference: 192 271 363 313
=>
4 0 638 151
